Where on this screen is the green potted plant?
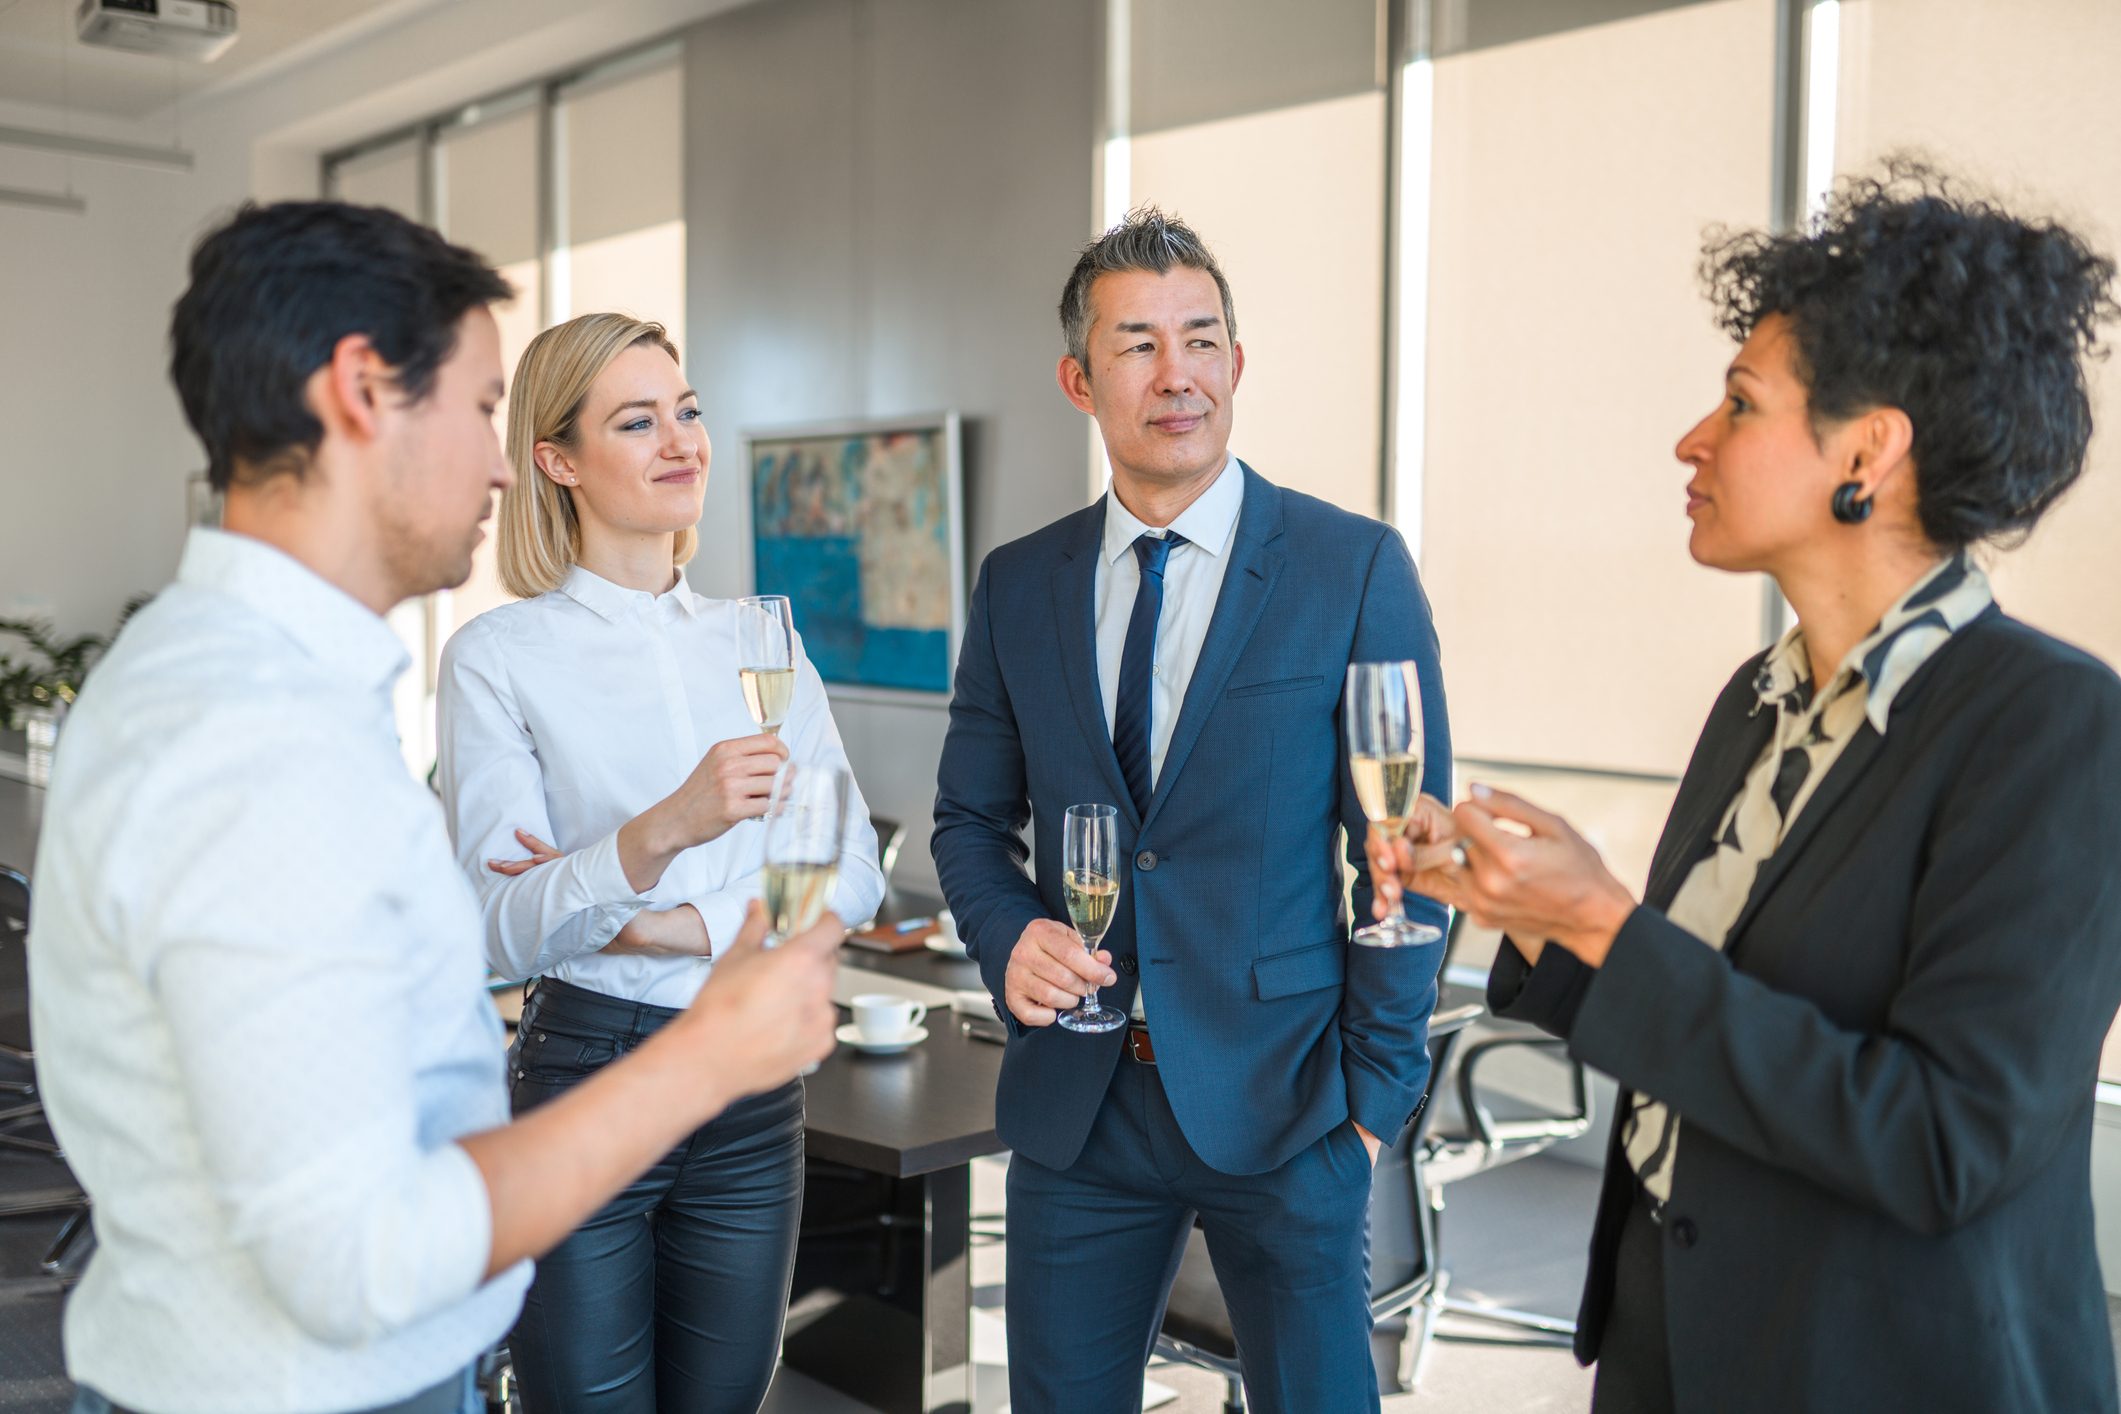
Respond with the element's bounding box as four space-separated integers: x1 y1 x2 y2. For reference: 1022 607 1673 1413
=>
0 599 147 785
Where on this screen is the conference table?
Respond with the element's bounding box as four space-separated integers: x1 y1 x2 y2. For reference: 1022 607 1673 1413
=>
796 901 999 1414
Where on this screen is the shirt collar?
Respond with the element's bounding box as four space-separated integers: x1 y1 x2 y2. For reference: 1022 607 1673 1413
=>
1102 455 1243 565
558 564 703 623
1752 552 1994 734
175 528 409 696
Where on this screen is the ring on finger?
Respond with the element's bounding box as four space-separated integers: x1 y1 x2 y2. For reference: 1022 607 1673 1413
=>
1450 843 1470 870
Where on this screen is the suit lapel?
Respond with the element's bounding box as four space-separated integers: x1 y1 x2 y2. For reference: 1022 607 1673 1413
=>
1644 695 1772 909
1723 724 1888 959
1139 466 1285 836
1719 616 1980 956
1049 501 1138 825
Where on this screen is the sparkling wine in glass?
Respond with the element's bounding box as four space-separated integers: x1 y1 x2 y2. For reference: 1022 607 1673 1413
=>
1057 803 1128 1034
736 595 797 735
761 762 847 947
1346 661 1443 948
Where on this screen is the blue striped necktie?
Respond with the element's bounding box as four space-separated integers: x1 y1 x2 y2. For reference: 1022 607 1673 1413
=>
1113 531 1186 815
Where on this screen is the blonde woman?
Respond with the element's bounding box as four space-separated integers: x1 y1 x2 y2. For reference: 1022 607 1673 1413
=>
437 313 884 1413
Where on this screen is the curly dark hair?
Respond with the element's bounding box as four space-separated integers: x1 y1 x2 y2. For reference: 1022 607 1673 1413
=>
1701 159 2118 550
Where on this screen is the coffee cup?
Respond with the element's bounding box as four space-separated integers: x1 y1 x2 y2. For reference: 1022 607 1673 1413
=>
851 993 927 1043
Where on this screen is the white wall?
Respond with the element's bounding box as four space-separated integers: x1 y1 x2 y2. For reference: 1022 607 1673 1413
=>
0 0 754 641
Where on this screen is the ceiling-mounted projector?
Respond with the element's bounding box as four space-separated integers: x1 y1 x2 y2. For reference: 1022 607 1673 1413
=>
76 0 238 62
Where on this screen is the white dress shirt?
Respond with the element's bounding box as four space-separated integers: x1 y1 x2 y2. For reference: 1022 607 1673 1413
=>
437 566 884 1009
1095 457 1243 1023
29 529 529 1414
1094 455 1244 790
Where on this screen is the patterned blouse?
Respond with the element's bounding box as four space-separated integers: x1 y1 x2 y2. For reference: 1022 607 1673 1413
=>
1623 552 1996 1204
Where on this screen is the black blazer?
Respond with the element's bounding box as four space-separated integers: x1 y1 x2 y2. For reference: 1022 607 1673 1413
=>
1493 606 2121 1414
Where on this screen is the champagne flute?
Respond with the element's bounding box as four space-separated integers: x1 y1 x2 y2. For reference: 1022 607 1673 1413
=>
761 761 847 948
736 594 796 735
1057 803 1127 1034
1346 661 1443 948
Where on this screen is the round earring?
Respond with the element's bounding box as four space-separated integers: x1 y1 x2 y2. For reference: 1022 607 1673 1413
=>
1831 481 1873 524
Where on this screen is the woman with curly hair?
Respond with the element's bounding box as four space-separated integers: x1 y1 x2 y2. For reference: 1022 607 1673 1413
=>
1371 164 2121 1412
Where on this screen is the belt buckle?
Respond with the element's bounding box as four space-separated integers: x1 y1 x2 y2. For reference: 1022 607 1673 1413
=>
1124 1026 1157 1064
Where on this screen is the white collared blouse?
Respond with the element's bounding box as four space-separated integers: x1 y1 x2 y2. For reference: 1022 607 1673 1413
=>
437 566 884 1008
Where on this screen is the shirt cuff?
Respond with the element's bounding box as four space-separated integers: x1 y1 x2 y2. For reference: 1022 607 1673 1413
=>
570 827 654 915
691 892 752 959
1488 933 1599 1038
417 1141 498 1317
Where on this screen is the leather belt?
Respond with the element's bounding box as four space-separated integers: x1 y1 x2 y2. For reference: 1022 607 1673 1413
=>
1123 1024 1157 1064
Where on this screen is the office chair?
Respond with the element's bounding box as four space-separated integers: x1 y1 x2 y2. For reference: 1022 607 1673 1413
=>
871 814 906 886
1410 913 1594 1362
1153 1000 1485 1410
0 866 59 1156
0 865 94 1277
0 866 31 1097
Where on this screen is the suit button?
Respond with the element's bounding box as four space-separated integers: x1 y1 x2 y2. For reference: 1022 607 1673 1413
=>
1136 850 1158 871
1118 956 1138 975
1670 1217 1698 1249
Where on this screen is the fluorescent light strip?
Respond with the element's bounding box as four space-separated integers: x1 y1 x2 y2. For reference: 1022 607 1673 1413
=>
0 123 192 172
1392 57 1434 557
0 185 86 215
1102 0 1131 232
1092 0 1133 497
1804 0 1840 218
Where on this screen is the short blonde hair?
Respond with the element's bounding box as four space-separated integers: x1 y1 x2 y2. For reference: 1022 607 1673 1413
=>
496 313 699 599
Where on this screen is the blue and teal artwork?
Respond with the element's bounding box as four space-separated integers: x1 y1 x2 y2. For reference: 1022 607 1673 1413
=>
750 424 957 694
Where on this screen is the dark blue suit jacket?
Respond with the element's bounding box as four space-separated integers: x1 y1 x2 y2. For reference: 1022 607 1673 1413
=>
933 464 1450 1175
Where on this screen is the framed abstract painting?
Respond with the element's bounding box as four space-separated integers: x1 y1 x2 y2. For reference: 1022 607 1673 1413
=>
745 413 965 698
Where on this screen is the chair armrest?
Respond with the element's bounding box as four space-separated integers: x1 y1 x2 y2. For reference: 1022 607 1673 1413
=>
1456 1033 1592 1151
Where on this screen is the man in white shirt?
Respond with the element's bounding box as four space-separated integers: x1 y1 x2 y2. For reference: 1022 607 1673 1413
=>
30 200 844 1414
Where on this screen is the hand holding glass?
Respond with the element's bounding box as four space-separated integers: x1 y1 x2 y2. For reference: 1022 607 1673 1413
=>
736 595 796 735
1346 661 1442 947
1057 803 1127 1034
761 762 847 947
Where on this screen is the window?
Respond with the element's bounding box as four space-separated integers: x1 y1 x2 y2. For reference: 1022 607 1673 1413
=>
434 99 542 646
1413 0 1778 779
326 135 422 214
555 58 686 342
1110 0 1388 515
321 43 686 780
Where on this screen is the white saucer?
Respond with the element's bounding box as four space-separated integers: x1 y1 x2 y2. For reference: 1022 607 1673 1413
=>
836 1022 927 1055
925 934 969 957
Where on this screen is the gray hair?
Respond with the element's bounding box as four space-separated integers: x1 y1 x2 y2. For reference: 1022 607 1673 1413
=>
1058 206 1237 369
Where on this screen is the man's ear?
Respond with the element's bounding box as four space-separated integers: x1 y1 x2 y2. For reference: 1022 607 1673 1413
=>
1057 354 1097 417
311 333 392 444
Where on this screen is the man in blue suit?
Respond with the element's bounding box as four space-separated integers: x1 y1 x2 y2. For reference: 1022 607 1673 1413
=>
932 209 1451 1411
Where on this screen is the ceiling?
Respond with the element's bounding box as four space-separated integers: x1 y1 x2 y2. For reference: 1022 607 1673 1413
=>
0 0 406 122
